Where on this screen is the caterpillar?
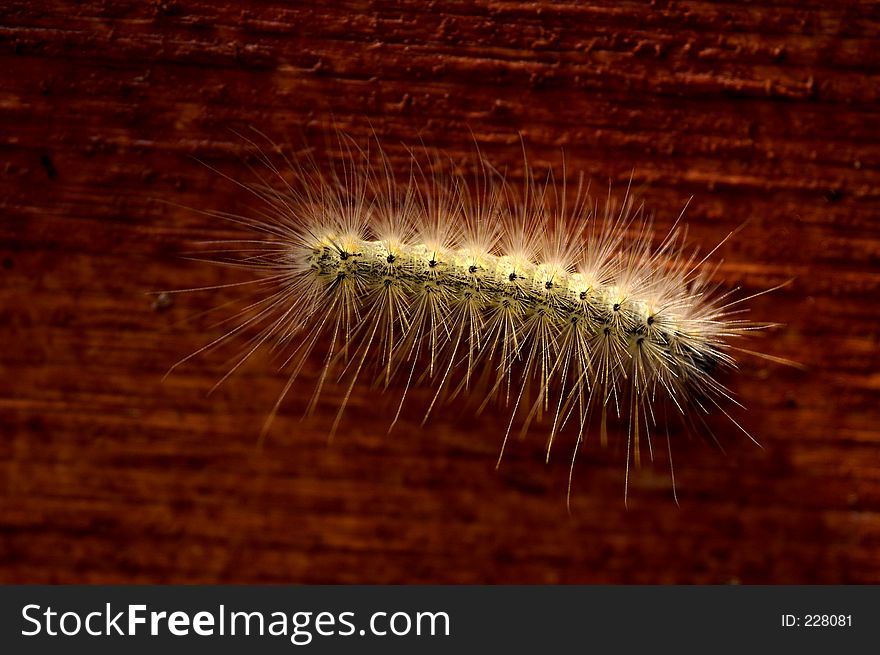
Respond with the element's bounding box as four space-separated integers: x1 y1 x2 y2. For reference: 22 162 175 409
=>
169 131 783 504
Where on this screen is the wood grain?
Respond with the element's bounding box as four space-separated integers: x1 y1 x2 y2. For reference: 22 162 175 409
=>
1 0 878 583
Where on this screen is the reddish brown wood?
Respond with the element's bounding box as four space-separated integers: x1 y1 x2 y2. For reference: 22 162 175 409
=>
1 1 878 583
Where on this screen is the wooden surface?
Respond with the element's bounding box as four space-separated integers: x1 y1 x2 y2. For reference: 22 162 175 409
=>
1 1 879 583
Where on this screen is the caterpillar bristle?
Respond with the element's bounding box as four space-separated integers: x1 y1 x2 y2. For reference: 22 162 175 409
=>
172 131 776 503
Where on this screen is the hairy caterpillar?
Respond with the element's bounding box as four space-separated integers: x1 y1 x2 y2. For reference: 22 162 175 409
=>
168 131 783 504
